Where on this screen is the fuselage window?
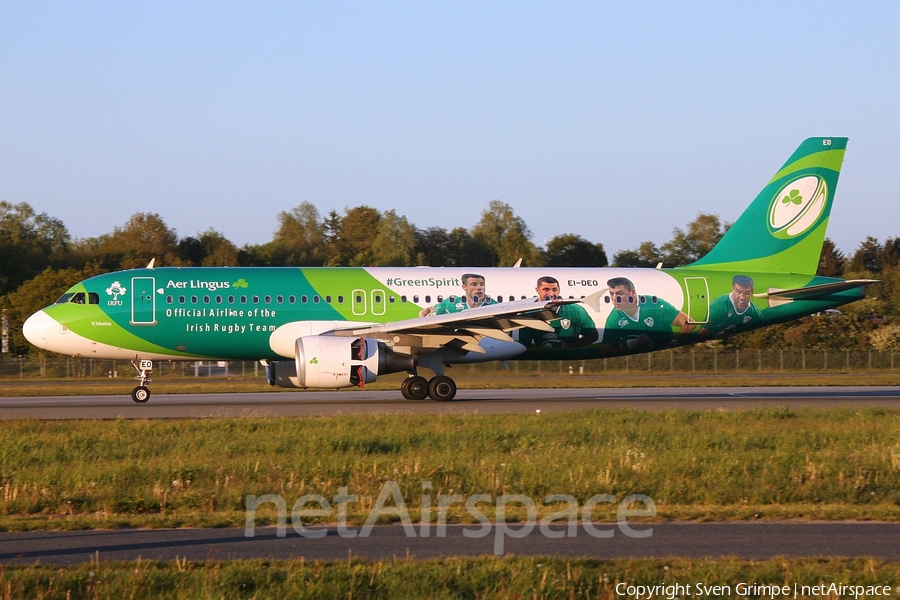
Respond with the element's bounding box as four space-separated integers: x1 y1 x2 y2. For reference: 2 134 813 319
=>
56 293 74 304
216 295 223 304
313 295 320 304
604 295 611 303
521 296 526 300
167 296 174 304
276 295 283 304
413 295 419 303
71 292 86 304
401 295 407 303
203 295 210 304
497 296 503 303
301 295 308 304
337 295 344 304
326 295 332 303
436 295 443 303
389 296 395 303
374 294 381 304
228 295 235 304
355 294 362 303
289 295 296 304
88 292 99 304
425 295 431 303
252 295 259 304
191 296 198 304
240 295 247 304
179 296 186 304
264 295 271 303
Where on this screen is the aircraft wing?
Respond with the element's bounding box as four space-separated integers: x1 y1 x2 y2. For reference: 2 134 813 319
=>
327 289 606 354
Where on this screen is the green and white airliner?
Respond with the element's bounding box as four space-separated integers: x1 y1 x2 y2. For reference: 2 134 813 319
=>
23 138 875 403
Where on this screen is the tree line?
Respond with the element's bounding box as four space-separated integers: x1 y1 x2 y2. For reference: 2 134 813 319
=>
2 199 899 355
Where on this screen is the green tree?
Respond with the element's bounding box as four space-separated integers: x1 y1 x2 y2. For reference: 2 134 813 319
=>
848 236 883 274
544 234 608 267
817 238 846 277
613 241 663 268
449 227 493 266
371 210 417 266
414 227 452 266
98 213 181 269
269 202 326 266
660 213 728 266
331 206 381 266
0 201 71 296
197 229 240 266
470 200 542 267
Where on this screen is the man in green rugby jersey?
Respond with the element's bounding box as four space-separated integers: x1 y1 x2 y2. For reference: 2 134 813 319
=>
699 275 764 338
420 273 497 316
519 276 599 348
602 276 694 351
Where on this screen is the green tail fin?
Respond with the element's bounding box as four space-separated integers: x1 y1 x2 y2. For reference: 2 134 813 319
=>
687 137 847 275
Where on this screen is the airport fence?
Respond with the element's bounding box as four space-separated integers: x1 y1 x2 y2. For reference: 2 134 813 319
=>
0 347 897 380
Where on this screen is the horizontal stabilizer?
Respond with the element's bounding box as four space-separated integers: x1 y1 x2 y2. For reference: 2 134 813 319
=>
754 279 878 299
753 279 878 308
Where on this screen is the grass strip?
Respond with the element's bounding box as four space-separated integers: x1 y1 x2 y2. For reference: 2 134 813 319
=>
1 557 898 599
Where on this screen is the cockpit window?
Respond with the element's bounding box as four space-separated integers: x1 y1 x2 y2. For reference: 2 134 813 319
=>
88 292 100 304
56 293 74 304
70 292 86 304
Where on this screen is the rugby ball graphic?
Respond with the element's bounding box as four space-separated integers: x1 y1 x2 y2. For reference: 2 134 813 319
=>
768 175 828 239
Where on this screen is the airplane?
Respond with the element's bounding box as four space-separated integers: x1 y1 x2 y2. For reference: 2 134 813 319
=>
23 137 876 403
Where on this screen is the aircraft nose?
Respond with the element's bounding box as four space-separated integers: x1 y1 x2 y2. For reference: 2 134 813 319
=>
22 310 55 350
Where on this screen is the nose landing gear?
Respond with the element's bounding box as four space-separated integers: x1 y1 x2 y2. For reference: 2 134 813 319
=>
130 359 153 403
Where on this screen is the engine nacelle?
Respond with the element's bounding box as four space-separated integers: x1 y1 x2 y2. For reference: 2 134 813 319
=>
265 360 300 388
289 336 413 389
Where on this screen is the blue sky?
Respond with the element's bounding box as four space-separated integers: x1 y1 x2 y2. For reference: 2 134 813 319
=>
2 2 897 259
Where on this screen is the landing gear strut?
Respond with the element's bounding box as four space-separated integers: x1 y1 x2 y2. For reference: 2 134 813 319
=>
400 374 457 401
131 359 153 403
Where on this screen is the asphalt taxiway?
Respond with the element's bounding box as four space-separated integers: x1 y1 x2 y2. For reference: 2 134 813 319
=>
3 523 900 565
1 386 899 419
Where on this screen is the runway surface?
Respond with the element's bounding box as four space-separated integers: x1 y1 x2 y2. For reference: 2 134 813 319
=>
3 523 900 565
1 386 899 419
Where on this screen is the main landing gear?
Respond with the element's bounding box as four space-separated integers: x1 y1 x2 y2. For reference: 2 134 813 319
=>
131 359 153 403
400 374 457 401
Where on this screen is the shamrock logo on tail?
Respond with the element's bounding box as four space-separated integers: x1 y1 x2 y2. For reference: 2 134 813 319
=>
781 189 804 205
233 278 249 288
309 357 319 364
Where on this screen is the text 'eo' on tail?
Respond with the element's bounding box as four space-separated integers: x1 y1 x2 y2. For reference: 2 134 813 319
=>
688 137 847 275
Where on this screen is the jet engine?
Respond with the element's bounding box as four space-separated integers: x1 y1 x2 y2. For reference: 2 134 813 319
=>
265 336 414 389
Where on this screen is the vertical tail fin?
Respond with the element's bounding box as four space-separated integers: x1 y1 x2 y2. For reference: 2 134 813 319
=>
687 137 847 275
